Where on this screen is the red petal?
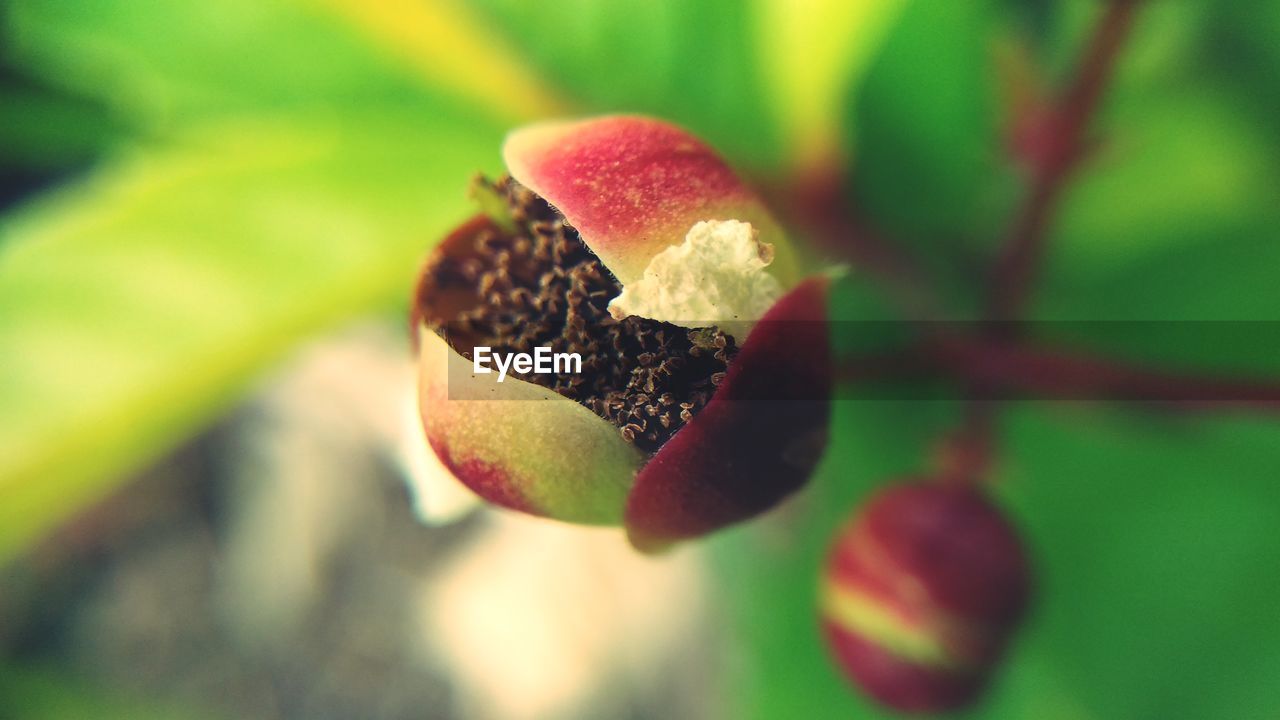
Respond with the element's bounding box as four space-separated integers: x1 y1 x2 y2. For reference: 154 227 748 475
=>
623 277 832 550
504 115 798 288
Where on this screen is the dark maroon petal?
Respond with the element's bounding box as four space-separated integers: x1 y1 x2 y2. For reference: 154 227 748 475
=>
624 278 832 550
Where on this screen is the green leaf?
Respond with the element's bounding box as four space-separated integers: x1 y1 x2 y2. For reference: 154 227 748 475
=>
5 0 557 130
848 0 1020 308
1048 96 1277 288
989 406 1280 720
5 0 411 123
0 108 501 565
0 77 118 168
716 402 1280 720
300 0 569 122
752 0 904 168
0 0 546 563
467 0 784 169
1201 3 1280 122
1031 4 1280 373
0 665 221 720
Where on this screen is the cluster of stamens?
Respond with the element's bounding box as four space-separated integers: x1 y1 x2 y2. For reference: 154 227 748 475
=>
421 176 737 453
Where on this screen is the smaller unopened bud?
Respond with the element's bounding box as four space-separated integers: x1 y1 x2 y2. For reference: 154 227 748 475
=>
820 481 1031 714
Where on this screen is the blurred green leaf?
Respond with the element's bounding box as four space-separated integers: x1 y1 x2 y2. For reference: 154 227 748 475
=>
1033 2 1280 319
1202 3 1280 122
0 0 544 562
990 406 1280 720
848 0 1020 308
0 76 118 168
0 665 219 720
848 0 1280 358
302 0 570 122
753 0 904 169
0 108 501 565
1047 95 1276 286
467 0 784 169
5 0 418 126
717 402 1280 720
4 0 555 130
1029 4 1280 374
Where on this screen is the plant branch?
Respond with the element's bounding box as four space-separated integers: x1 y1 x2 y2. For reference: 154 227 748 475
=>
934 398 997 487
934 1 1144 488
839 336 1280 415
986 0 1142 325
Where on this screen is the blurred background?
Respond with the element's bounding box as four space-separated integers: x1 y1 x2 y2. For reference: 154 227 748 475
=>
2 1 1280 718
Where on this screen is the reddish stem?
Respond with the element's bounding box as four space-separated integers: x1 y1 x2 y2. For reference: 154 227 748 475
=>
987 0 1141 325
930 337 1280 413
934 399 997 487
935 1 1144 486
838 338 1280 415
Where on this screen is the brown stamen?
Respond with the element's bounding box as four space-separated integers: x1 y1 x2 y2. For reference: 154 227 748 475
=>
418 176 737 453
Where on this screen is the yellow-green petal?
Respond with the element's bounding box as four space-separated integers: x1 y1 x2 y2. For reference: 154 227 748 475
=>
417 330 643 524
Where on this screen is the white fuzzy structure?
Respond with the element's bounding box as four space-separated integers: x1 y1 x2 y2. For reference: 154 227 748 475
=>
608 219 782 326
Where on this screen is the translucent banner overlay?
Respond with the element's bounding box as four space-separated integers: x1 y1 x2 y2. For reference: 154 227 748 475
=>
436 320 1280 404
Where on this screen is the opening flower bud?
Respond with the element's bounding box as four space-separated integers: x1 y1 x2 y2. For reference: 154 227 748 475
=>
820 481 1032 713
413 115 831 549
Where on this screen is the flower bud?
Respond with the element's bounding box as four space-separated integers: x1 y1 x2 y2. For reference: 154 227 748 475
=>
414 115 831 549
820 482 1031 713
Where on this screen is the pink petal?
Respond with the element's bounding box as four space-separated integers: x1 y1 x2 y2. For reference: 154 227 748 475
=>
504 115 798 288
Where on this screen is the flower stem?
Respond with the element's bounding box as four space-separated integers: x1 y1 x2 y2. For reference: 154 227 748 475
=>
838 336 1280 416
986 0 1142 326
939 1 1144 487
928 337 1280 413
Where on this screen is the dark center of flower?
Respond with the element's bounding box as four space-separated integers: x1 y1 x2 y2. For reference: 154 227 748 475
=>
417 176 738 453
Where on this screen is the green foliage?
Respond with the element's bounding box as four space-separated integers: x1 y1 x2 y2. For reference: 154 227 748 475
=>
0 110 500 563
849 0 1020 308
467 0 781 168
0 666 220 720
1033 1 1280 374
994 408 1280 720
0 78 117 168
718 405 1280 720
6 0 443 127
0 0 507 563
